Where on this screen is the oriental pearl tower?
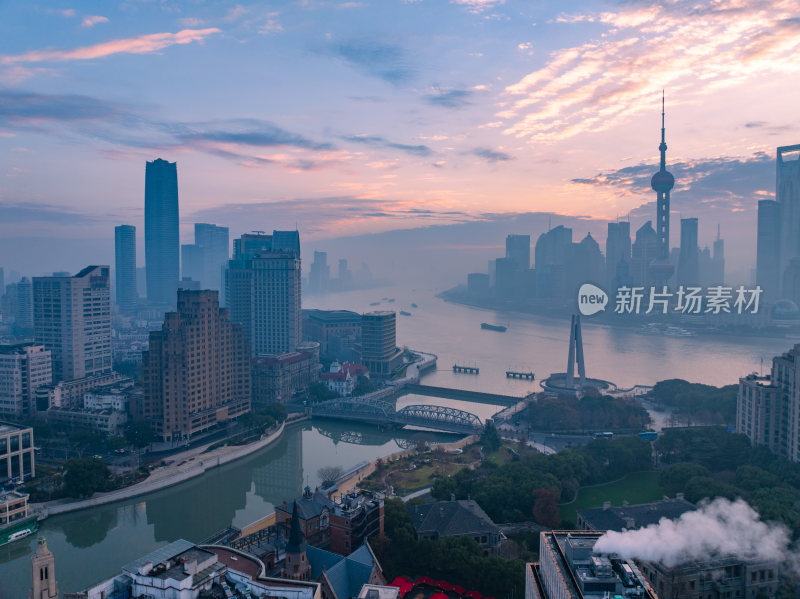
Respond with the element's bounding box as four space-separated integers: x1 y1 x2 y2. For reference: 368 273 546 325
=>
648 91 676 283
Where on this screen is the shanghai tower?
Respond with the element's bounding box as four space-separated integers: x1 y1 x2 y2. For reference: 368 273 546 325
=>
145 158 179 306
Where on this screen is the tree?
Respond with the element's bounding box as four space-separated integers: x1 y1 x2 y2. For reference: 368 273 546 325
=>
125 420 154 449
659 462 710 495
481 421 501 452
532 487 561 529
64 457 111 498
318 465 343 487
352 375 376 397
308 382 339 403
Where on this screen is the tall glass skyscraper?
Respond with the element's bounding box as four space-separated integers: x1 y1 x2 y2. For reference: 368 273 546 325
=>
114 224 137 313
144 158 179 306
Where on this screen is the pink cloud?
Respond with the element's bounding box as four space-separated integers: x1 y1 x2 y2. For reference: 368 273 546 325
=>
1 28 221 65
81 15 109 28
500 0 800 143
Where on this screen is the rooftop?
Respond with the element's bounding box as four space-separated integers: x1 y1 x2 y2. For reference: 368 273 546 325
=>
534 531 657 599
577 496 695 533
303 309 362 323
409 500 499 538
0 421 31 436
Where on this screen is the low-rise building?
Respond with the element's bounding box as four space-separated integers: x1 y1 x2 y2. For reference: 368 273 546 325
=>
35 372 126 411
408 499 501 556
252 345 321 407
276 487 384 555
0 489 30 526
576 496 695 532
0 421 34 483
63 539 322 599
45 406 128 436
321 362 369 397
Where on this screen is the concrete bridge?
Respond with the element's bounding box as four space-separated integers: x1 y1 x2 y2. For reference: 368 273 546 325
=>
311 397 483 435
403 384 526 406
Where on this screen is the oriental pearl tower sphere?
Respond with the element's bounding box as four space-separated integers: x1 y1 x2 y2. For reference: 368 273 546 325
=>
648 91 676 283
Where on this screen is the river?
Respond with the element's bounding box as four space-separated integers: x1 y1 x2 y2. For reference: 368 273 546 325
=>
1 285 795 597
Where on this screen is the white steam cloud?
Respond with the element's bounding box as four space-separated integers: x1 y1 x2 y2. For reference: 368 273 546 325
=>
594 498 789 567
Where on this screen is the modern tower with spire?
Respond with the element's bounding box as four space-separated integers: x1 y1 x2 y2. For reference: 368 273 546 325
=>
649 92 676 284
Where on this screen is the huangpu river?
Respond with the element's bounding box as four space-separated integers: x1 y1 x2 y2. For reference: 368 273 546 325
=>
1 285 793 597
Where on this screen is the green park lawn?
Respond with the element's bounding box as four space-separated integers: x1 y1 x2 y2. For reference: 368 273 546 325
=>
558 471 664 525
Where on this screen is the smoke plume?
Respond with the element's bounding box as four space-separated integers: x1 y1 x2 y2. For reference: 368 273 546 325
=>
593 498 789 567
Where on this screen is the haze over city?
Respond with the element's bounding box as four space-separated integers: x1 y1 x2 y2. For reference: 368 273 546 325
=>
3 0 800 281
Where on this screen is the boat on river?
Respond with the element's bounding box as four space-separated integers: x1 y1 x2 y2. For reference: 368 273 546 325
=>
0 515 39 547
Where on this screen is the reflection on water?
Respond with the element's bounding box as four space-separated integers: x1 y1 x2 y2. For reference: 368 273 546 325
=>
2 286 792 598
0 421 434 598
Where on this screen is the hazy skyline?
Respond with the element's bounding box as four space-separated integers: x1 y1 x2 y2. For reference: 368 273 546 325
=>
1 0 799 278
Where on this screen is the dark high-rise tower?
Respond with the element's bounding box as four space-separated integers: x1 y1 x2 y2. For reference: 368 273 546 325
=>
144 158 179 306
649 92 676 284
757 200 780 298
114 225 137 313
778 145 800 295
678 217 699 287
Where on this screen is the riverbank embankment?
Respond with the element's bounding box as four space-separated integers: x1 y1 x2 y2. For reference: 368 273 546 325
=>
35 421 287 517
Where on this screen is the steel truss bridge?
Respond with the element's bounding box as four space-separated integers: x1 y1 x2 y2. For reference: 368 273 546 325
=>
311 398 483 435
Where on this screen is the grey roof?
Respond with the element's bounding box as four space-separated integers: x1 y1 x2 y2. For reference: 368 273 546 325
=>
307 544 377 599
577 497 695 532
278 491 335 521
409 500 499 538
122 539 196 575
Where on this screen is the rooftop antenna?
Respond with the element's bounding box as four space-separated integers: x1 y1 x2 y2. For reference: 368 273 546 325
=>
717 223 721 241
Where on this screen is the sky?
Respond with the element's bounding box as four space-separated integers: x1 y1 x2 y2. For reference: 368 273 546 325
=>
1 0 800 280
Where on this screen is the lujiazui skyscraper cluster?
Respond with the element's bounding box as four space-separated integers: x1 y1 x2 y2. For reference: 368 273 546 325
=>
757 145 800 302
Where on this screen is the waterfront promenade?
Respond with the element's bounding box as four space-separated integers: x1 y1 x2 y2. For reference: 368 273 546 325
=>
35 421 287 517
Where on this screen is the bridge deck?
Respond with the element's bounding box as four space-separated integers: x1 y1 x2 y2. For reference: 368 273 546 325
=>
403 384 523 406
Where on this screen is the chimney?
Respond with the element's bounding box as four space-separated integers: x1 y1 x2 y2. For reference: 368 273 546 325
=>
602 501 611 510
676 492 685 500
450 493 455 502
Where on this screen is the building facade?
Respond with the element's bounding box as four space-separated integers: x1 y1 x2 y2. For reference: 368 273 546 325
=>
251 347 320 407
144 158 180 306
358 312 402 377
33 266 112 383
506 234 531 271
302 309 361 362
757 199 781 300
226 231 302 356
276 488 384 556
526 531 657 599
677 217 699 287
0 344 52 419
737 343 800 462
115 224 138 313
0 422 35 484
408 499 501 556
137 290 251 442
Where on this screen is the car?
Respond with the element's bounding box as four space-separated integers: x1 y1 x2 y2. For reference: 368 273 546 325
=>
114 448 126 454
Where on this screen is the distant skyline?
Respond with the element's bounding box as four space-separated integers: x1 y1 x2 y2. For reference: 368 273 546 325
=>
1 0 799 278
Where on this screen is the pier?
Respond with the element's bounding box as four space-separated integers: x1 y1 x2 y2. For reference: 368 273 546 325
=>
453 364 479 374
506 371 535 380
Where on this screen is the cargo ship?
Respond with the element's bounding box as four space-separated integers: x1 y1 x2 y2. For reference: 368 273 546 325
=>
481 323 507 332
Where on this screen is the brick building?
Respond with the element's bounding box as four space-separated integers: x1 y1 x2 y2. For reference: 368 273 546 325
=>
137 290 251 442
